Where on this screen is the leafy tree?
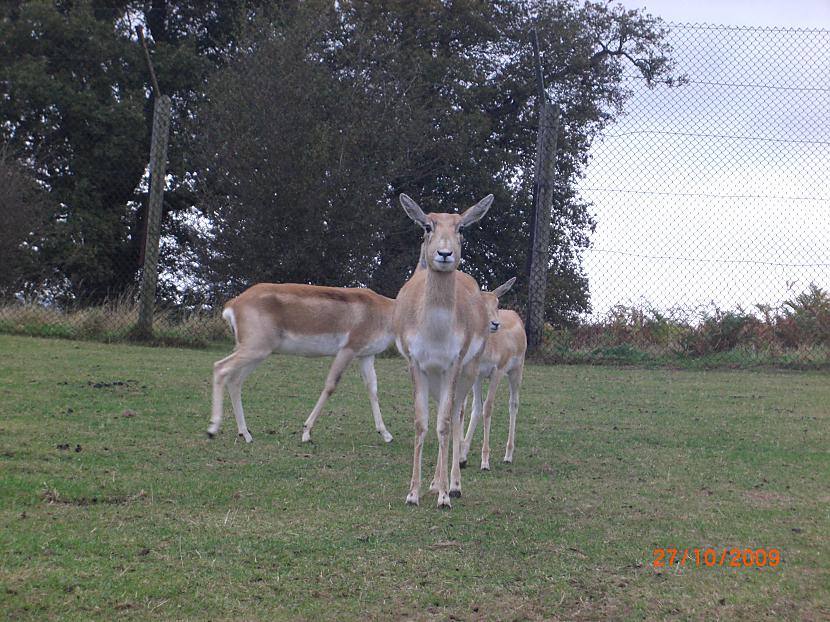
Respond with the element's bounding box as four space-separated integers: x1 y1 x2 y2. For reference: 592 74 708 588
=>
0 0 259 305
0 2 147 303
190 3 417 300
0 146 51 300
2 0 679 323
191 0 679 325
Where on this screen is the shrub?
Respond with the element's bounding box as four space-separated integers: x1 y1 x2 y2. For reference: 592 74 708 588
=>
778 284 830 347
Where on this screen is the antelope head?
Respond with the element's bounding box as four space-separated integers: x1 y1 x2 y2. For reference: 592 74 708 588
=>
400 194 494 273
481 277 517 332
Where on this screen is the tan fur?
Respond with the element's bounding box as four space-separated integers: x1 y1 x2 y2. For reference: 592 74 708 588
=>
394 269 489 361
484 309 527 367
228 284 394 355
461 305 527 469
208 283 396 444
394 194 494 508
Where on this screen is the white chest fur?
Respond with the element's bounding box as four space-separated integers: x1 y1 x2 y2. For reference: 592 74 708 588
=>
407 308 463 372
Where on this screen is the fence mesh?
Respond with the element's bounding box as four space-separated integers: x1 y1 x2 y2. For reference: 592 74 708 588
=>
2 22 828 356
575 23 830 321
527 23 830 360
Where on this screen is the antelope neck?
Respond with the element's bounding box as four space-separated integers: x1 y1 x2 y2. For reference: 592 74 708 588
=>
422 267 456 313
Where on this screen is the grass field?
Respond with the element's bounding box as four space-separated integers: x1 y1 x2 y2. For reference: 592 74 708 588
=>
1 334 828 620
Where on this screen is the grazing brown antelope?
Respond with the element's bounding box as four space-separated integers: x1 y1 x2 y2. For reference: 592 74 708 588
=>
394 193 495 508
459 287 527 470
208 283 396 444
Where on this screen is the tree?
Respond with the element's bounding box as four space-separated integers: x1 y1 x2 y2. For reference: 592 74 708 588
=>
0 146 50 300
0 0 258 305
189 2 429 301
457 0 681 324
0 2 147 303
190 0 679 325
2 0 679 321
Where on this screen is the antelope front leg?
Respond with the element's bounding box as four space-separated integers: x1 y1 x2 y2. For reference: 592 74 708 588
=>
480 369 505 471
358 356 393 443
460 376 484 467
435 396 453 509
435 366 463 508
302 348 355 443
429 442 444 495
406 367 430 506
449 398 464 498
449 365 477 497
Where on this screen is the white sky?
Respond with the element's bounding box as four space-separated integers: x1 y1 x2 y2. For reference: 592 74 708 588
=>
619 0 830 29
575 2 830 318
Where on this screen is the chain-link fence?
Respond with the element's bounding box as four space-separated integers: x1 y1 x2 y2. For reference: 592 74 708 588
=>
537 23 830 359
2 21 828 358
579 23 829 315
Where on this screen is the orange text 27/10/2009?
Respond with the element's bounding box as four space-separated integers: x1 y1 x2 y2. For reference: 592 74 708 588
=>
653 548 781 568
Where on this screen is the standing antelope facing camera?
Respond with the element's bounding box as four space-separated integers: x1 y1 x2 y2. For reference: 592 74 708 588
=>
208 283 395 444
394 193 494 508
459 288 527 471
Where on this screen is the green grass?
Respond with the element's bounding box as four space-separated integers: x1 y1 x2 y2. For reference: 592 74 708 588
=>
1 334 828 620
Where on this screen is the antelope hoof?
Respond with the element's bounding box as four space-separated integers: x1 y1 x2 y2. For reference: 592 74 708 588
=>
405 492 419 506
239 432 253 443
449 489 462 499
437 493 452 509
459 459 467 469
481 463 491 471
503 458 512 464
207 430 215 439
301 429 312 443
380 430 394 443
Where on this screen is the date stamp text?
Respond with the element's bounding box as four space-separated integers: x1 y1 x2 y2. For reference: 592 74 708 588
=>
653 548 780 568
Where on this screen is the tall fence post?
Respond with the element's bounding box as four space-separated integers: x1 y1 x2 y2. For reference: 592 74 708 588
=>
525 101 560 352
135 94 172 339
525 27 547 281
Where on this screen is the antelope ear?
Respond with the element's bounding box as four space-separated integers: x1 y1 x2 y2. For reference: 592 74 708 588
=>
400 194 429 228
492 276 517 298
459 194 494 228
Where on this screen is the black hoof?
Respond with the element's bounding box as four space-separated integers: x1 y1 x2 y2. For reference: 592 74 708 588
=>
207 431 215 439
503 459 512 464
449 489 461 498
459 460 467 469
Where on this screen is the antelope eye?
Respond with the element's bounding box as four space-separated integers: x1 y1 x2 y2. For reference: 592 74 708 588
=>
424 223 433 233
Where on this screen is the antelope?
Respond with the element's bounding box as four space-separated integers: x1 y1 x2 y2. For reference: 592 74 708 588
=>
208 283 396 444
459 293 527 471
394 192 495 508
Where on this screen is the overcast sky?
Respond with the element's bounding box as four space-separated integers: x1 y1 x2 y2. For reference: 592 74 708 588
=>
574 2 830 317
618 0 830 29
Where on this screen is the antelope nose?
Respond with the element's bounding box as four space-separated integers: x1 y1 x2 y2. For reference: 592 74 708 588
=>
490 321 500 330
437 249 453 259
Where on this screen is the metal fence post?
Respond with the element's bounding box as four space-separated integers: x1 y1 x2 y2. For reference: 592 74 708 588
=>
135 94 172 339
526 101 560 352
